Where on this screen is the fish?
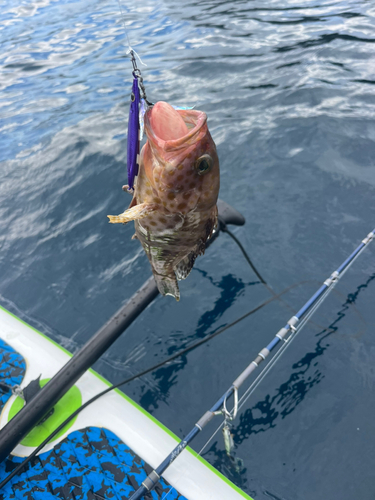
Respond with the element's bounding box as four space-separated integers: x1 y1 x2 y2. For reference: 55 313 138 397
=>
108 101 220 301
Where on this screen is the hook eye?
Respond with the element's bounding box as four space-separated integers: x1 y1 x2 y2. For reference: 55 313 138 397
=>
131 92 135 102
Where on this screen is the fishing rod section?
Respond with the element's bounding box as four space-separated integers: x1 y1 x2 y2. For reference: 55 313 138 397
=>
0 208 285 492
128 227 375 500
0 278 158 465
0 199 245 465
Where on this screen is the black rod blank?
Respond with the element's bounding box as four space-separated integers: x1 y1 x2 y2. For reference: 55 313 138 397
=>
0 199 246 463
0 277 158 463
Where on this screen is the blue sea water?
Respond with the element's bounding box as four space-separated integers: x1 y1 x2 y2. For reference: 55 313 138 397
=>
1 0 375 498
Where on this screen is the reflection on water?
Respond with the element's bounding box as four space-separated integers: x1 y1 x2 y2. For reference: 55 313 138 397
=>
1 0 375 498
139 273 254 409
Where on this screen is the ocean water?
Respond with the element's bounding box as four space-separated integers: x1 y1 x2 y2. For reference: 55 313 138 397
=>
1 0 375 498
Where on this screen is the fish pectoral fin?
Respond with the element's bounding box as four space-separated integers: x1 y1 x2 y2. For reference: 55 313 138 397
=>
175 251 198 281
107 203 158 224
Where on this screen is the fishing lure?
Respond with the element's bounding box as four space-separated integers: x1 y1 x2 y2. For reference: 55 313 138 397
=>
126 75 141 192
125 49 194 192
222 422 235 457
222 423 244 472
126 49 150 192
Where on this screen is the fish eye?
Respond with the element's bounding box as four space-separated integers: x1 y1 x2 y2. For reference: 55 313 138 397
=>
131 92 135 102
194 154 213 176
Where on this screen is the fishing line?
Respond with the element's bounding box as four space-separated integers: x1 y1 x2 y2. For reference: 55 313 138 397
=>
1 228 366 489
198 237 373 459
162 258 366 500
220 223 318 322
197 285 335 456
235 232 374 414
2 229 373 492
220 224 266 285
116 0 131 49
115 0 147 75
0 285 303 490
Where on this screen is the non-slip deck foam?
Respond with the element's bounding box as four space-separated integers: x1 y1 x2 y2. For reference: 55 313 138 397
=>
0 426 187 500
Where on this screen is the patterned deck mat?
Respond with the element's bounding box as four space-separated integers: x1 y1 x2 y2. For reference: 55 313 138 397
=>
0 426 188 499
0 338 26 413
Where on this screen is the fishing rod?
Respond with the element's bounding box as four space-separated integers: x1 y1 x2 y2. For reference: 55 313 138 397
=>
0 279 306 491
0 200 244 465
129 227 375 500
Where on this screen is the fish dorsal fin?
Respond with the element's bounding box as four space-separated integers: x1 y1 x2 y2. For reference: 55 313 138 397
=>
175 251 198 281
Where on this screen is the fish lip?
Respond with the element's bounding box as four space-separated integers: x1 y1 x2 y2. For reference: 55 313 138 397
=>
144 109 207 153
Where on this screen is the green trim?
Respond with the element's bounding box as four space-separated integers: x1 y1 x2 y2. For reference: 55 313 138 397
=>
8 379 82 447
188 448 253 499
87 371 253 499
0 303 253 499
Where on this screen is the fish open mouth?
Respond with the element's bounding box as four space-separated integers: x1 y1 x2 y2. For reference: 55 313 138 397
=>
144 102 208 157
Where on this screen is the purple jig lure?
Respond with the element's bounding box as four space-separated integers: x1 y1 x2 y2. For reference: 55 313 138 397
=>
127 75 141 192
125 51 190 192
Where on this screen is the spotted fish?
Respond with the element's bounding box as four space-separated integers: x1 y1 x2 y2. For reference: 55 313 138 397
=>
108 101 220 301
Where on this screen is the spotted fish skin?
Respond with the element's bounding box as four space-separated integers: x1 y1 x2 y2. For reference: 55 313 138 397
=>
108 102 220 300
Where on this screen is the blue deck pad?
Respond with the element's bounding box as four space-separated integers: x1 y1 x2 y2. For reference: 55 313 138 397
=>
0 427 188 500
0 338 26 413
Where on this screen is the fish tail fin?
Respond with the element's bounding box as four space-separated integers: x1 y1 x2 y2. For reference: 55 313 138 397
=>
107 203 157 224
153 272 180 301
